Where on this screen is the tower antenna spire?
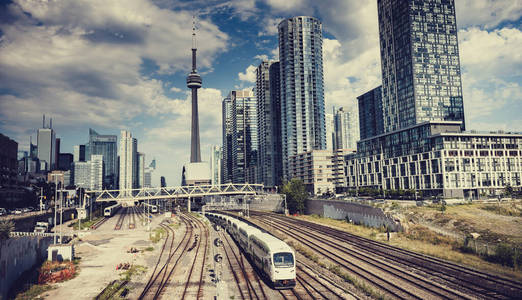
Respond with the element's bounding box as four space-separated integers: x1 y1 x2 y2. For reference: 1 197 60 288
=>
192 15 197 50
187 14 202 163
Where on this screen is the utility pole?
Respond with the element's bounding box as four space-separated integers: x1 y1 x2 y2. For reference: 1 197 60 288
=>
60 189 63 244
39 187 44 212
51 174 60 244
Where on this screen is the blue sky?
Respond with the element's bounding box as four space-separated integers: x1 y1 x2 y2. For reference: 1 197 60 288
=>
0 0 521 186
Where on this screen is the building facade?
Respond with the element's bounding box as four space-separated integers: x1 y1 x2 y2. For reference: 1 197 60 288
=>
334 107 359 150
230 90 258 184
89 155 104 190
343 121 522 198
73 161 90 189
73 145 86 162
0 133 18 185
222 95 233 184
278 16 326 178
378 0 465 133
57 153 73 171
210 145 222 185
37 128 55 171
256 61 283 187
287 150 335 195
358 86 384 140
325 113 334 151
119 130 136 192
137 152 145 188
88 129 117 189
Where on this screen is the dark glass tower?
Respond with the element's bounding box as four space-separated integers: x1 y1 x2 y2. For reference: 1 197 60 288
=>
89 128 117 189
357 86 384 140
187 20 202 163
378 0 465 133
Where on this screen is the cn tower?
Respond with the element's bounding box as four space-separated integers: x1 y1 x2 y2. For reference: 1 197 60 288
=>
186 18 202 163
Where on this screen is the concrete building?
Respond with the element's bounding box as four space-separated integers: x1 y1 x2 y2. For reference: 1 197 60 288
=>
334 107 359 150
90 154 104 190
0 133 18 185
256 61 283 187
182 162 211 186
230 90 258 183
210 145 222 185
332 148 356 192
119 130 136 192
137 152 145 188
73 161 90 189
278 16 326 178
378 0 465 133
325 113 335 151
73 145 86 162
357 86 384 140
37 116 56 171
222 95 233 184
88 128 117 189
287 150 334 195
343 121 522 198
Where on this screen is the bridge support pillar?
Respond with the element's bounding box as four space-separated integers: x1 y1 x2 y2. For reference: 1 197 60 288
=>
188 197 191 212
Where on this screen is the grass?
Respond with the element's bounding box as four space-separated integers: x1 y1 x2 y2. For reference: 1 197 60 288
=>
69 216 103 230
143 246 154 252
14 284 54 300
119 265 147 281
327 264 386 299
97 281 126 300
295 214 522 281
149 227 166 243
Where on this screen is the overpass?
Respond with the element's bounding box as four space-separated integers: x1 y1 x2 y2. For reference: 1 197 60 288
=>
87 183 264 203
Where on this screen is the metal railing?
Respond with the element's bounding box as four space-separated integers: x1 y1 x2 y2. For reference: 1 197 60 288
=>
87 183 264 202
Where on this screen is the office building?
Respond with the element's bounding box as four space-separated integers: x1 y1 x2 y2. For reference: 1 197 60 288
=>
73 145 86 162
90 154 104 190
256 61 283 187
37 116 56 171
358 86 384 140
334 107 359 150
160 176 166 187
119 130 136 193
378 0 465 133
88 128 118 188
230 90 258 183
222 95 233 184
0 133 18 185
210 145 222 186
58 153 73 171
73 161 90 189
278 16 326 177
138 152 145 188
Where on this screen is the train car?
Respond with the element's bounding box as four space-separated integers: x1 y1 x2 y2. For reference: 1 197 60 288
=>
208 212 296 289
142 202 158 213
104 203 121 217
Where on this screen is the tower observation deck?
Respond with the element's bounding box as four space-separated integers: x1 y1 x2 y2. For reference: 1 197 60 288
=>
187 18 202 163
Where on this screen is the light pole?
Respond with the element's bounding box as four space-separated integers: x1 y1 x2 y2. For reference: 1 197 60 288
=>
51 173 62 244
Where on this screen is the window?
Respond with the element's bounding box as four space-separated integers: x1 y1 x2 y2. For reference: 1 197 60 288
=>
273 252 294 268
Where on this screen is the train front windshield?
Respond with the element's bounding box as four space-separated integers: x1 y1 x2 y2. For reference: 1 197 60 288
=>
273 252 294 268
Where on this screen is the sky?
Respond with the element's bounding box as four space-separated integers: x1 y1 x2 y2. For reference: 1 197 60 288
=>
0 0 521 187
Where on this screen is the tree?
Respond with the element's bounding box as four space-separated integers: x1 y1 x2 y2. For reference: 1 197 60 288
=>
0 220 15 240
440 202 446 214
504 184 513 197
280 178 308 214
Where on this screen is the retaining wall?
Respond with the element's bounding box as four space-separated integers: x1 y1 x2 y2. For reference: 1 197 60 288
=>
0 236 53 300
10 208 77 232
306 199 402 231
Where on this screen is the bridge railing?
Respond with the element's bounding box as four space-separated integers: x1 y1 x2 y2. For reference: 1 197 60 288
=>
87 183 265 202
9 232 72 238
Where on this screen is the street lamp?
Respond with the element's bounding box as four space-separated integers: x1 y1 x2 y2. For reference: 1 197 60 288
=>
50 173 62 244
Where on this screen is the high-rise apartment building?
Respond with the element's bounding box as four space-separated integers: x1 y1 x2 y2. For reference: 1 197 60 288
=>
137 152 145 188
325 113 334 151
378 0 464 133
358 86 384 140
90 154 104 190
88 129 118 189
210 145 222 186
222 95 233 184
278 16 326 177
73 161 90 189
256 61 283 187
333 107 359 149
230 90 258 183
119 130 136 193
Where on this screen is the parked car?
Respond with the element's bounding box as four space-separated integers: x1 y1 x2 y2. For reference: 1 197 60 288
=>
13 209 23 215
0 208 6 216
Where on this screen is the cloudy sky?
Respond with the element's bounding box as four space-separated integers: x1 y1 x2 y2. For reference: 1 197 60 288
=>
1 0 521 186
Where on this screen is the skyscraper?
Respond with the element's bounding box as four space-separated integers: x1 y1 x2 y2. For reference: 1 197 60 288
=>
119 130 136 193
325 113 334 151
378 0 465 132
222 95 233 184
90 154 104 190
230 90 258 183
187 18 202 163
358 86 384 140
137 152 145 188
73 145 86 162
333 107 359 149
88 128 117 188
278 16 326 177
210 145 222 186
256 61 283 187
37 115 56 171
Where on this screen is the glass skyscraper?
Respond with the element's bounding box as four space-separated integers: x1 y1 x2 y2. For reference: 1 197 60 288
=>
378 0 465 133
278 16 326 178
357 86 384 140
221 95 233 184
333 107 359 149
256 61 282 187
89 128 117 189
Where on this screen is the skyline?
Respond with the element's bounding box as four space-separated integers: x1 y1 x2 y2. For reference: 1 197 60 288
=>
1 0 521 186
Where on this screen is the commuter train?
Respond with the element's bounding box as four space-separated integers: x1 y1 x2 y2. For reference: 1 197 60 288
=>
104 203 121 217
206 212 296 289
142 202 158 213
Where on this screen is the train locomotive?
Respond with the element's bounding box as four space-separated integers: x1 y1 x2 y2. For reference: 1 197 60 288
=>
142 202 158 213
207 212 296 289
104 203 121 217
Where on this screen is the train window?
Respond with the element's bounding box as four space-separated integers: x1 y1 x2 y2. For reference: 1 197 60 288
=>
273 252 294 268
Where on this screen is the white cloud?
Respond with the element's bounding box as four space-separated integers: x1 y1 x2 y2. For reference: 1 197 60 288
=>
238 64 257 83
265 0 306 12
455 0 522 29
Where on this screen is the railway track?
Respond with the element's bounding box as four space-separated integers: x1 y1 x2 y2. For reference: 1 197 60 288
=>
128 206 136 229
180 215 209 299
90 217 108 230
114 207 127 230
252 212 522 299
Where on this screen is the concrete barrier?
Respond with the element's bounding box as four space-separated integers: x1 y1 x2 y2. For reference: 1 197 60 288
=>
0 236 53 299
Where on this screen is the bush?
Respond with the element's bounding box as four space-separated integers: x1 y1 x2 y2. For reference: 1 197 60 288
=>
486 243 521 268
0 220 14 240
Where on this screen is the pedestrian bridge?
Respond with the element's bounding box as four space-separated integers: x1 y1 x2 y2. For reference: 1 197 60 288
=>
87 183 264 203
